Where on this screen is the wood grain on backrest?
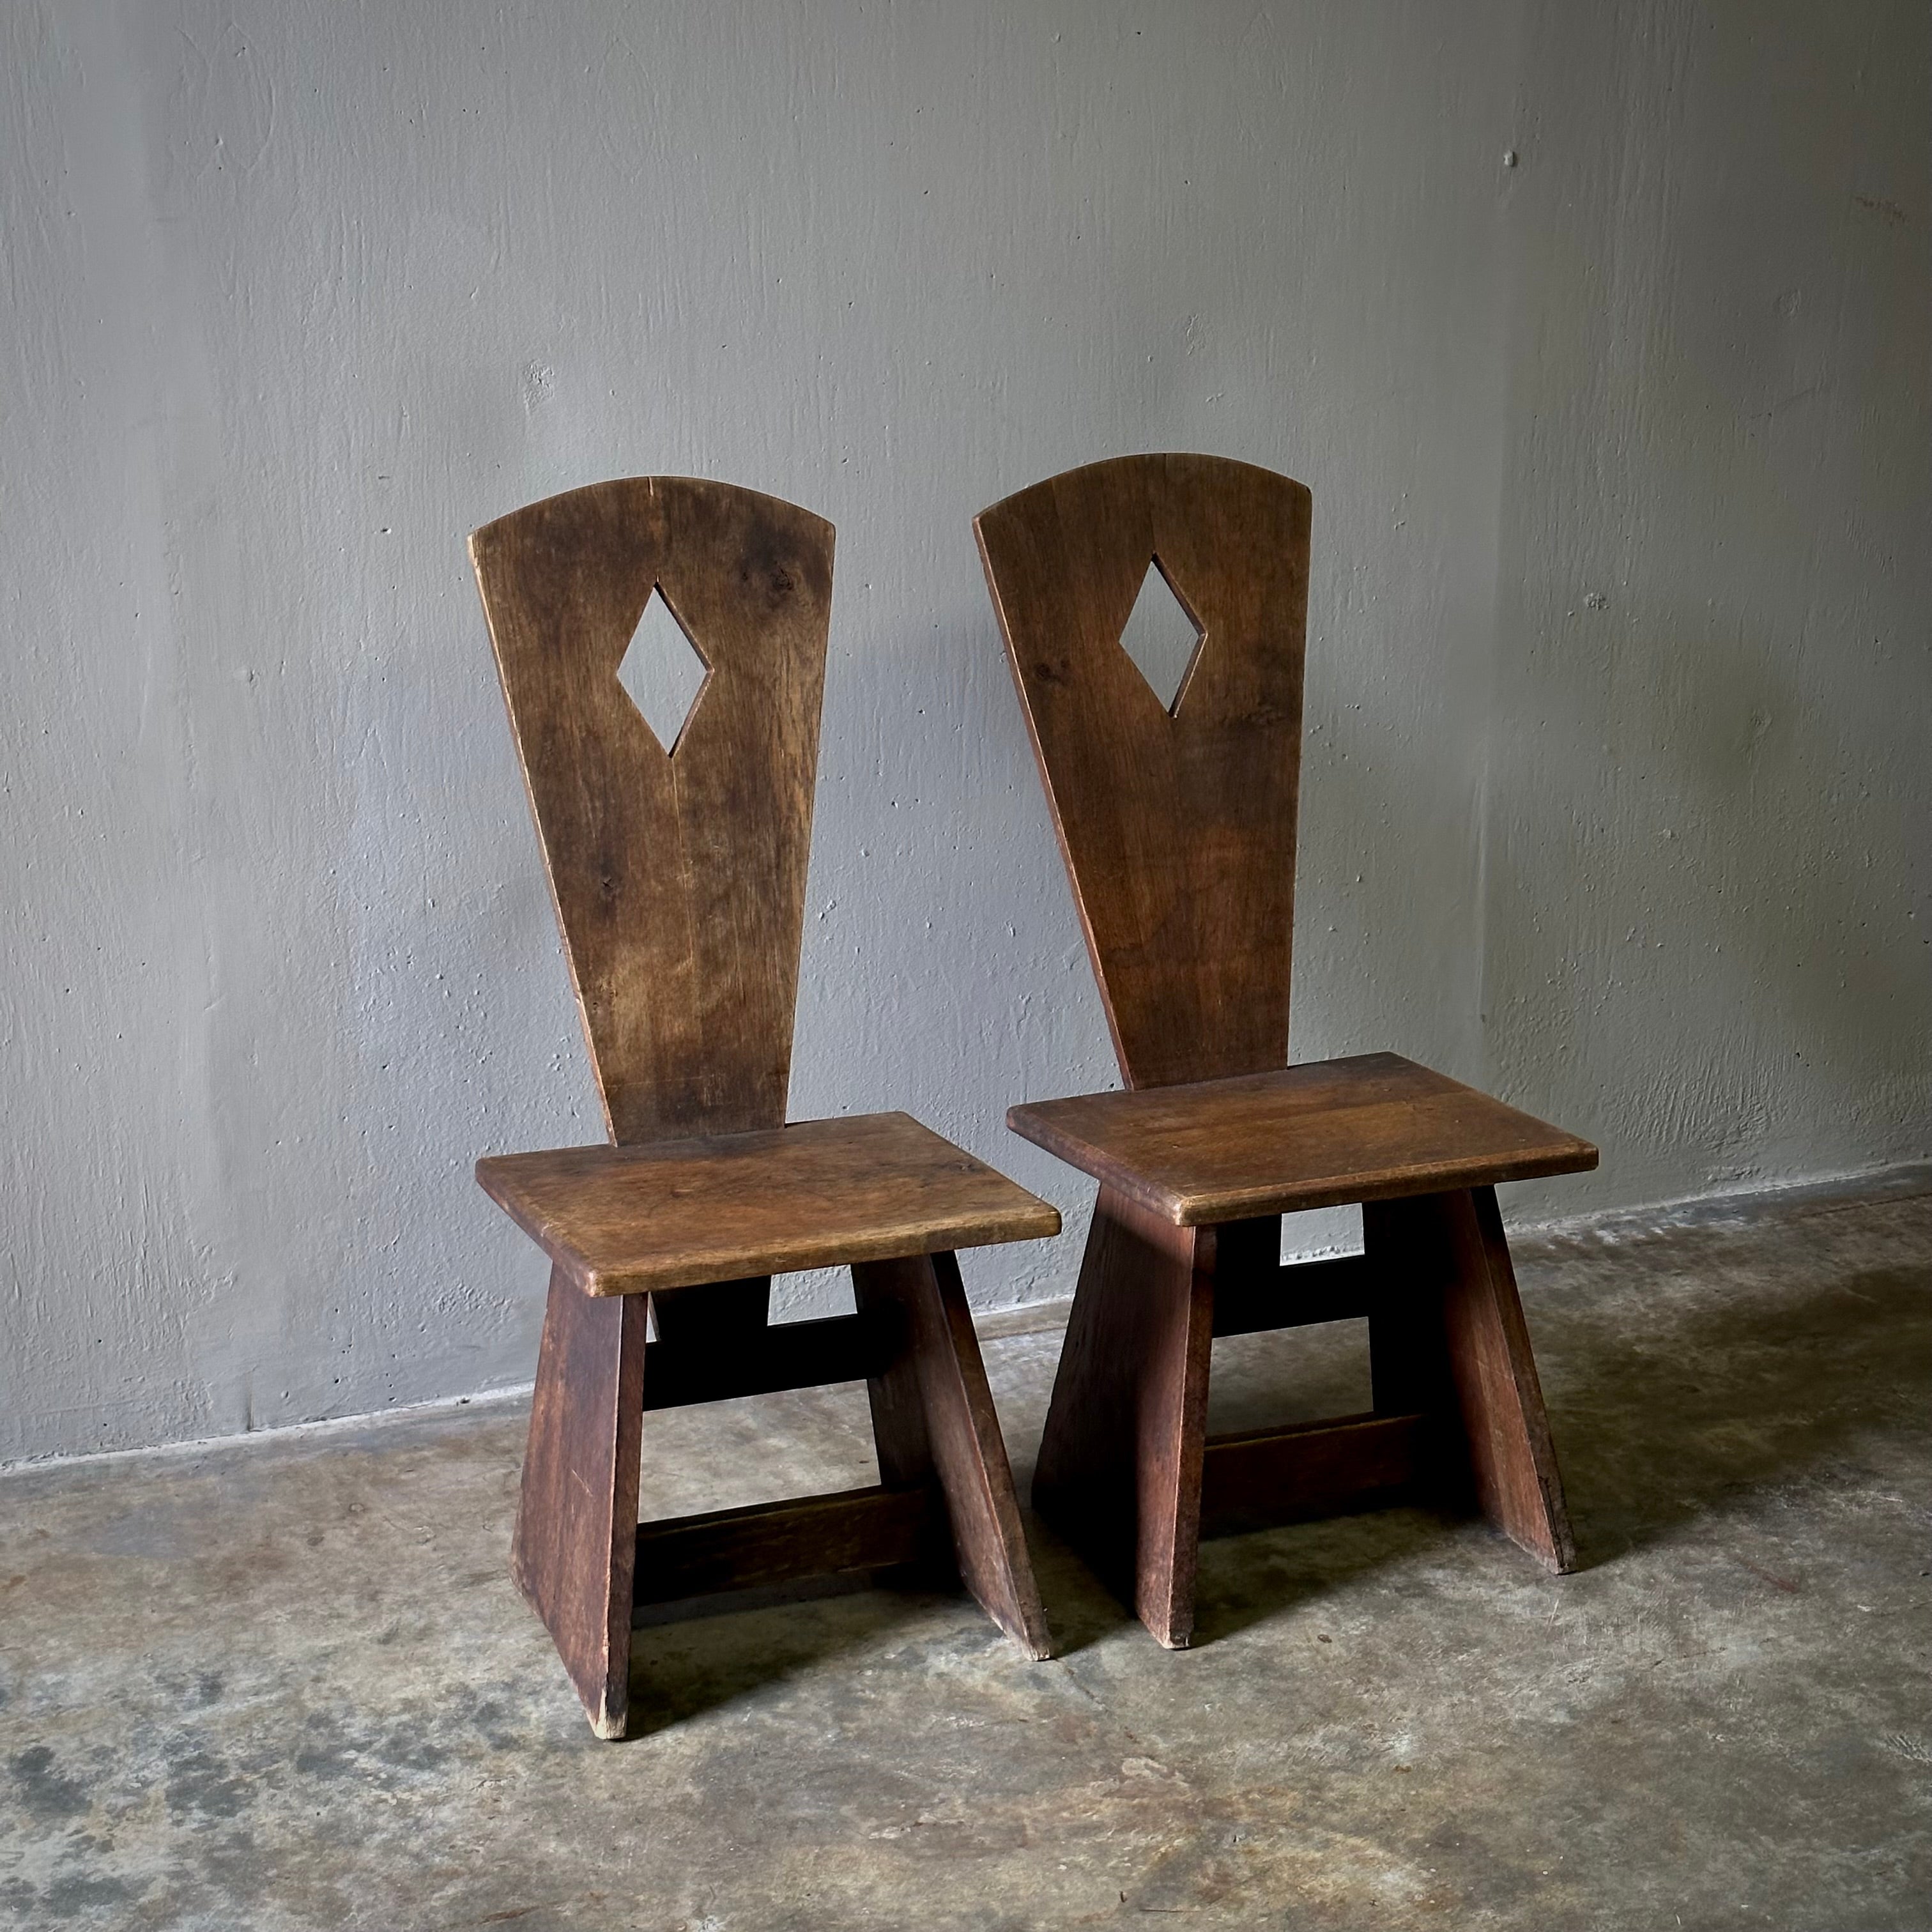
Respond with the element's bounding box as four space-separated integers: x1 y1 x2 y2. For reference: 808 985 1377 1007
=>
975 454 1310 1090
471 478 834 1145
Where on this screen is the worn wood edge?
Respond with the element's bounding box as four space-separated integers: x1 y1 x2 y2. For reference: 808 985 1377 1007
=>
469 473 836 556
1202 1410 1417 1451
509 1272 646 1742
1461 1187 1577 1575
470 1165 1059 1294
1025 1192 1208 1645
631 1483 943 1606
475 1109 988 1179
972 451 1310 534
583 1207 1061 1296
1137 1218 1214 1651
473 1135 1062 1294
1003 1114 1598 1226
1167 1144 1601 1226
850 1251 1052 1659
924 1252 1055 1659
1197 1411 1429 1538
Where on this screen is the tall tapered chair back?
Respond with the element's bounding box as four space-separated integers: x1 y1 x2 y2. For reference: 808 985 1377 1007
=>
470 477 834 1146
974 454 1312 1091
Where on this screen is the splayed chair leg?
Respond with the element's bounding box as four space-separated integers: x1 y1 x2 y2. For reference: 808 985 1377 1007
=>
1365 1188 1575 1572
511 1266 648 1738
1032 1189 1215 1648
853 1252 1052 1658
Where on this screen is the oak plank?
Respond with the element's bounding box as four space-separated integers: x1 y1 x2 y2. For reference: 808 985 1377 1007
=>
1032 1188 1214 1649
1009 1052 1597 1226
1441 1188 1576 1570
1363 1190 1574 1567
477 1110 1060 1296
631 1485 945 1606
853 1254 1052 1657
976 453 1310 1091
471 477 832 1146
509 1267 648 1740
1198 1412 1429 1537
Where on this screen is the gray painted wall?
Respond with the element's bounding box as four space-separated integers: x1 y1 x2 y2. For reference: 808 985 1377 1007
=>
3 1 1926 1462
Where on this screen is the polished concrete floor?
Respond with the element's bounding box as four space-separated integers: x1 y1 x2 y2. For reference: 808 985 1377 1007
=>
3 1177 1929 1929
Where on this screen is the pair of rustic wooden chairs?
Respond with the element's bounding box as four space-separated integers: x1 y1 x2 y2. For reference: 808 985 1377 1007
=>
470 457 1597 1738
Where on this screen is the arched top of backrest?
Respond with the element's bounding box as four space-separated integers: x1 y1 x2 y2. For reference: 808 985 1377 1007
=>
975 454 1310 1090
471 477 834 1144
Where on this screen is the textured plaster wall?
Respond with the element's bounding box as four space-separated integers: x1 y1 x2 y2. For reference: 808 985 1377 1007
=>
2 1 1925 1462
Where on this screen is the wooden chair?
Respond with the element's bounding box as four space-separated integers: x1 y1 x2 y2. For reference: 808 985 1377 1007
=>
470 477 1057 1737
974 453 1597 1649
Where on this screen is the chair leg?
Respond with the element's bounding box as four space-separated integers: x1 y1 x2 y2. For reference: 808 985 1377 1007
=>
1365 1187 1575 1572
1032 1188 1215 1648
511 1265 648 1739
852 1252 1052 1659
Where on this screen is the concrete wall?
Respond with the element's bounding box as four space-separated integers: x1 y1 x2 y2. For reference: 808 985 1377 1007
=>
3 0 1925 1462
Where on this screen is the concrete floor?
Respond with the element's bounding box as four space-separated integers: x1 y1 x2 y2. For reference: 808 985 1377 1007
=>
3 1180 1929 1930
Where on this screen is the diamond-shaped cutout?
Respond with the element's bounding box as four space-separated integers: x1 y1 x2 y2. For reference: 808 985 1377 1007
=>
617 585 710 753
1117 557 1205 715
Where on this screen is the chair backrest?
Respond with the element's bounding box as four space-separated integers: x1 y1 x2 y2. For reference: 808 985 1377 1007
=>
975 454 1311 1091
471 477 834 1145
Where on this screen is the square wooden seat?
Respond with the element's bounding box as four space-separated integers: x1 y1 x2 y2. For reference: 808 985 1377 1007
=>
478 1112 1061 1296
1008 1054 1597 1227
976 454 1601 1648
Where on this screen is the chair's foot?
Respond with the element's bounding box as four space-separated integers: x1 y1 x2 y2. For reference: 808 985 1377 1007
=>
853 1252 1053 1659
1032 1189 1214 1648
511 1265 648 1739
1366 1187 1575 1572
